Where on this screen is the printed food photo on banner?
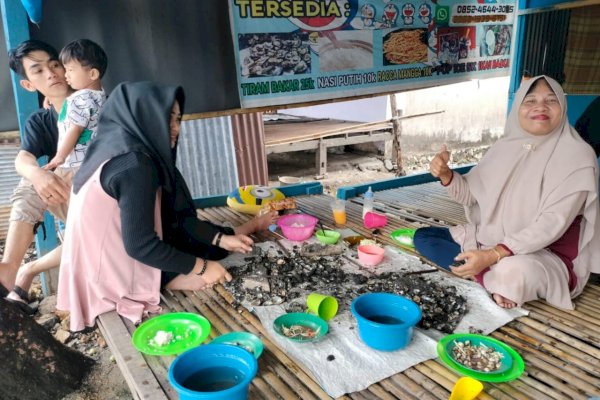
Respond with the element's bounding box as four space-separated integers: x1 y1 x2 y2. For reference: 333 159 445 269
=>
318 30 374 72
239 32 312 78
436 27 477 64
383 28 429 65
479 25 512 57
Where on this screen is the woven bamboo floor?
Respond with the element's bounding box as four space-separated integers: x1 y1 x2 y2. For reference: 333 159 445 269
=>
99 183 600 400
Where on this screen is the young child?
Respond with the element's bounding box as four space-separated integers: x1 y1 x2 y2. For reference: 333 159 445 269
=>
44 39 107 179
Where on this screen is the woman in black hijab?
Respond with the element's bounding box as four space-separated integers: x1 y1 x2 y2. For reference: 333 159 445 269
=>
57 82 275 331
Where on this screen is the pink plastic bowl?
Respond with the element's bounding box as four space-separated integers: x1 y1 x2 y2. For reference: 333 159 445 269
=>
357 245 385 266
277 214 318 241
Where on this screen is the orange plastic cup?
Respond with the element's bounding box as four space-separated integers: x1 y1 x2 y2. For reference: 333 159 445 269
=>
333 210 347 225
331 200 347 225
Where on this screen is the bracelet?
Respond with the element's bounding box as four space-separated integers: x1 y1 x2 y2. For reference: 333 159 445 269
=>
215 232 223 248
491 248 502 263
195 258 208 276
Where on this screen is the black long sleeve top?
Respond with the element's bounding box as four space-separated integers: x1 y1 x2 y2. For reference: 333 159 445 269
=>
99 152 224 274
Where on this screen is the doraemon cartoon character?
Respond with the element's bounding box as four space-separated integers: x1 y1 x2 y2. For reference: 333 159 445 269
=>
402 3 415 25
418 4 432 24
360 4 376 28
382 3 399 27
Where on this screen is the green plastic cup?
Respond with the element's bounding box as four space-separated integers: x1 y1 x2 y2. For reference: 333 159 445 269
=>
306 293 338 321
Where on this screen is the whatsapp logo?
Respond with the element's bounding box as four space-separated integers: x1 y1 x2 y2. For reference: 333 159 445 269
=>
435 6 450 26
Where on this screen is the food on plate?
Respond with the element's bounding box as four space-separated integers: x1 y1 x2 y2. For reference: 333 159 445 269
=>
241 33 311 77
486 30 496 56
265 198 297 213
150 330 173 347
359 238 381 247
320 45 373 72
452 340 504 372
282 324 320 339
383 29 428 64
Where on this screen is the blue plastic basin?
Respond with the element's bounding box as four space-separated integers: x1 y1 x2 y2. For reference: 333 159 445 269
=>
351 293 422 351
168 344 258 400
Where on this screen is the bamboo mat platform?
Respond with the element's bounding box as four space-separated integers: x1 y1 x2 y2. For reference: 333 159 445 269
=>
98 183 600 400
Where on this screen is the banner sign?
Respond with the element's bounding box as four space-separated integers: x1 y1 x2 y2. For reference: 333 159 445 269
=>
229 0 516 108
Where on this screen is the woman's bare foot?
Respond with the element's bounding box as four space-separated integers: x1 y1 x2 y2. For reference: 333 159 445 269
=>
493 293 518 309
254 211 278 231
237 211 278 235
166 260 232 291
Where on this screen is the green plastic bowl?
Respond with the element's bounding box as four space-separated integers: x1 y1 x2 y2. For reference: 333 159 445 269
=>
391 228 416 248
315 229 341 244
210 331 264 359
132 312 211 356
273 313 328 342
437 333 524 382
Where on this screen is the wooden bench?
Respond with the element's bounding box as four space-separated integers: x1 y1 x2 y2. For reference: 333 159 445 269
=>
264 118 394 176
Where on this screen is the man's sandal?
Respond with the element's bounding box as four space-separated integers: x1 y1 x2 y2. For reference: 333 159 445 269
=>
0 283 8 298
6 285 36 316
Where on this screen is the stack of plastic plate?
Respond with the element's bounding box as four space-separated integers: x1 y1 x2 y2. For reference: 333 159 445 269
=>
390 228 416 248
437 333 525 382
210 331 264 359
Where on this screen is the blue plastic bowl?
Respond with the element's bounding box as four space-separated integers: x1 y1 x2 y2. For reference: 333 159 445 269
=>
168 344 257 400
351 293 422 351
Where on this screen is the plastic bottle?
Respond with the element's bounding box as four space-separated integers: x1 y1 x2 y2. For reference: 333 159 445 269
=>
362 186 374 218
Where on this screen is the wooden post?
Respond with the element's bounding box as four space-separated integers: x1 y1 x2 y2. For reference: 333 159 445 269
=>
316 139 327 177
389 94 405 176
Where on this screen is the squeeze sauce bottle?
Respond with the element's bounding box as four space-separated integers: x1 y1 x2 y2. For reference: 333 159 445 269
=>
362 186 374 218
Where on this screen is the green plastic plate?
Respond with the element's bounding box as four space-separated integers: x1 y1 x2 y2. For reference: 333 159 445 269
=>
273 313 329 342
210 331 264 359
132 312 211 356
391 228 416 248
437 334 525 382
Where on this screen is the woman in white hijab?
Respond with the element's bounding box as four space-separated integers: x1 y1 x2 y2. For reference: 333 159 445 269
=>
414 75 600 309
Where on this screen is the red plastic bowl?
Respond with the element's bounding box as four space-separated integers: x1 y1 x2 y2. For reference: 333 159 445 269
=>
277 214 318 241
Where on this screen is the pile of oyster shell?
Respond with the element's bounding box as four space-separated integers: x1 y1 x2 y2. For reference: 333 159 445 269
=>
451 340 504 372
225 245 467 333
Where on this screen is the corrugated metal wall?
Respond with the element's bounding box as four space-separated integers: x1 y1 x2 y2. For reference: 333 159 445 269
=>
0 117 266 225
176 117 239 198
231 112 268 186
0 144 20 239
